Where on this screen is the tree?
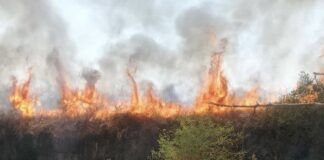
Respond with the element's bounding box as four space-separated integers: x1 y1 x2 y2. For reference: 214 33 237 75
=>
281 72 324 103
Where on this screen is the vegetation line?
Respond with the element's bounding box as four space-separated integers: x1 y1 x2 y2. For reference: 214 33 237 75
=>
207 102 324 108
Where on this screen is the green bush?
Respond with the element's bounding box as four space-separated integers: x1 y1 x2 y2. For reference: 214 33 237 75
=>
151 117 244 160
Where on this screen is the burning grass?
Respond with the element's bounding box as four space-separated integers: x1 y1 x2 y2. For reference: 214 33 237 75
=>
4 51 324 159
8 54 272 120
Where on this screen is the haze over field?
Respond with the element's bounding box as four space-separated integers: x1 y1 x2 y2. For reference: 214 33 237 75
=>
0 0 324 107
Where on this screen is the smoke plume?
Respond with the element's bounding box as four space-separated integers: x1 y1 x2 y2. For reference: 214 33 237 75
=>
1 0 324 105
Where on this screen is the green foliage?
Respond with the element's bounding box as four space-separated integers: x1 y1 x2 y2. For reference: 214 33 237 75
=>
280 72 324 103
151 117 244 160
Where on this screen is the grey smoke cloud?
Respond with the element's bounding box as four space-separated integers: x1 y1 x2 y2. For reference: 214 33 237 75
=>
1 0 324 106
82 68 101 85
0 0 77 108
97 0 324 103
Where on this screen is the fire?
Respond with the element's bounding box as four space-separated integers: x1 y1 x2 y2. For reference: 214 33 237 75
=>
238 85 261 105
194 54 261 114
7 53 267 119
9 69 35 117
60 77 108 117
127 68 139 107
296 84 318 103
196 54 230 106
7 51 270 118
54 68 110 117
126 68 181 117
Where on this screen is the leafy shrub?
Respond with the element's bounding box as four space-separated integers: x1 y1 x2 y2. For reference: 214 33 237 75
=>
151 117 244 160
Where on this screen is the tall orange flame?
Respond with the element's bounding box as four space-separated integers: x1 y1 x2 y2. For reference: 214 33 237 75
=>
60 75 108 117
194 54 261 114
61 83 108 117
9 69 35 117
196 54 229 105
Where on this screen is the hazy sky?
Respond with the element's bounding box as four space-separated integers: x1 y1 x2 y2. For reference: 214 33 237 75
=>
50 0 107 64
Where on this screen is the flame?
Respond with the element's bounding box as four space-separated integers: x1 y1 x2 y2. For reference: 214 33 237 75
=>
60 77 108 117
7 51 273 119
298 85 318 103
126 68 181 117
194 54 261 114
127 68 139 107
9 69 35 117
239 85 260 105
196 54 229 105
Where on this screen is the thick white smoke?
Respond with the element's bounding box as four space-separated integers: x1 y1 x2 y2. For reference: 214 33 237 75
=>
1 0 324 106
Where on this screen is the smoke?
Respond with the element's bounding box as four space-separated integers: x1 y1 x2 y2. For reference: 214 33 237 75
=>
0 0 77 108
96 0 324 103
1 0 324 105
222 0 324 92
82 68 101 86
